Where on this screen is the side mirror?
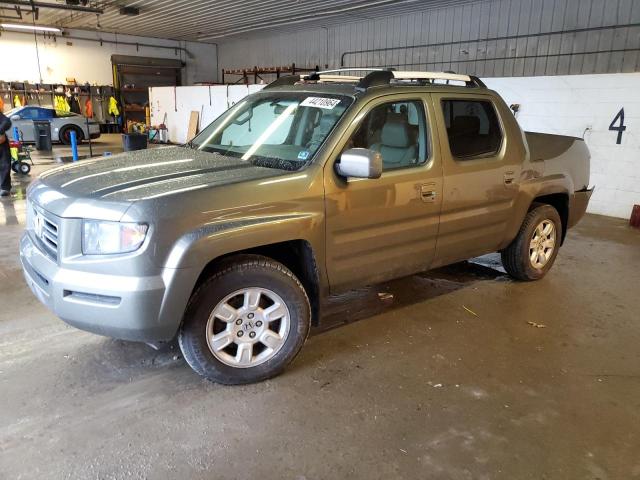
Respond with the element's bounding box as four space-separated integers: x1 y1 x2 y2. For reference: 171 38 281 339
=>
336 148 382 179
10 115 21 121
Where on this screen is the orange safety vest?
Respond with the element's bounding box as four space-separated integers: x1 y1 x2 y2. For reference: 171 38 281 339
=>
85 98 93 118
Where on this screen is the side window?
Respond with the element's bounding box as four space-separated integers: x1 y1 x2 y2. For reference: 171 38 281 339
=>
19 108 38 120
441 99 502 158
348 100 428 170
40 109 56 119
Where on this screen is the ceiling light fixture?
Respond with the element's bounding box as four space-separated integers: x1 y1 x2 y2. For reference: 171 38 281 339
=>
1 23 61 33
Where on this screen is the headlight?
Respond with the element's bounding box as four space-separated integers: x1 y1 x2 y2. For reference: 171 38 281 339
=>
82 220 148 255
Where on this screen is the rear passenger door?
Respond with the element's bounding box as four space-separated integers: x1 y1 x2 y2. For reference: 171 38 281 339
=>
431 94 522 267
323 94 443 292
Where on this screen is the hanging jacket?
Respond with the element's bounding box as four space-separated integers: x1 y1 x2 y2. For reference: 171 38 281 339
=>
84 98 93 118
69 95 81 114
54 95 70 113
108 96 120 116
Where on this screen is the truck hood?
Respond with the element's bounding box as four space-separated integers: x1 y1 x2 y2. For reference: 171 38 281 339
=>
38 146 287 202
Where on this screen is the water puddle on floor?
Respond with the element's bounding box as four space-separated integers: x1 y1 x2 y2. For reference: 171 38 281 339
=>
0 187 27 226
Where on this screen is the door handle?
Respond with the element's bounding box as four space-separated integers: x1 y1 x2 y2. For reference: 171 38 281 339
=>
503 171 515 185
420 184 437 202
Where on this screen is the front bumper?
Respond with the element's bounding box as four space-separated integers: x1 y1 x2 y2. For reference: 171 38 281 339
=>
20 232 187 342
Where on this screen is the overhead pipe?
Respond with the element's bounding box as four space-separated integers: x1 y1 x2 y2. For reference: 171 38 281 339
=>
2 27 193 58
0 0 103 14
340 22 640 67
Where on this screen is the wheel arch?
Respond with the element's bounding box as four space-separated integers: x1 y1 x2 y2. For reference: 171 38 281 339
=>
531 192 569 243
191 240 322 327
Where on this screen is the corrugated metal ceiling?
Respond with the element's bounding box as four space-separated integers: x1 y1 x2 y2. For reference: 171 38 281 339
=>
0 0 478 43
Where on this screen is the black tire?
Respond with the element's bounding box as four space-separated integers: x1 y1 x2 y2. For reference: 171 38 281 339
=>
19 162 31 175
501 203 562 281
11 162 19 173
179 255 311 384
59 125 83 145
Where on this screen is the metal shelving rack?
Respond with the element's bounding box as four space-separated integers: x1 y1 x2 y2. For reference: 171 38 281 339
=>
221 63 320 84
111 55 183 128
0 80 121 133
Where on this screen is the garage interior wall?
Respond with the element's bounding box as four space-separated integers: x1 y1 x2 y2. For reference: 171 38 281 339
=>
218 0 640 77
0 29 218 86
485 73 639 219
215 0 639 220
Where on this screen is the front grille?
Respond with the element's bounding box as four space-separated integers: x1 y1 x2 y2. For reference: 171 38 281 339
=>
31 203 60 260
40 216 59 256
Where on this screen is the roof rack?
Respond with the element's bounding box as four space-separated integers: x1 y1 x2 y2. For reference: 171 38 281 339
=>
264 68 486 90
357 70 486 89
302 67 388 82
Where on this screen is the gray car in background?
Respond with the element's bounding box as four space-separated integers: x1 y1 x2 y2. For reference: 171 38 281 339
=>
6 106 101 145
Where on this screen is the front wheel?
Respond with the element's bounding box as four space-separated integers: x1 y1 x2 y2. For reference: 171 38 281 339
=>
178 255 311 384
501 204 562 281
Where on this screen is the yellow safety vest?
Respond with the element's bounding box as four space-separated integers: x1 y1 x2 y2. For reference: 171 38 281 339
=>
108 96 120 116
54 95 70 113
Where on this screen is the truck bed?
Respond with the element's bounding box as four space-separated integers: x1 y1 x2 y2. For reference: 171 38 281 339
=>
525 132 590 191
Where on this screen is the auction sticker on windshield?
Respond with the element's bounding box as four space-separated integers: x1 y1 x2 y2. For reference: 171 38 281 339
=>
300 97 341 109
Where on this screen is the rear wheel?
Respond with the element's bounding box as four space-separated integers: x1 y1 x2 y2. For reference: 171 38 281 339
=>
59 125 83 145
501 204 562 281
178 255 311 384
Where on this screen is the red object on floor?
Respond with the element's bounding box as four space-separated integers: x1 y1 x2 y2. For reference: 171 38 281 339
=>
631 205 640 229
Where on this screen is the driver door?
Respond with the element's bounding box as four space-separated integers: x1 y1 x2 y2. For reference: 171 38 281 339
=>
9 107 37 142
323 94 443 292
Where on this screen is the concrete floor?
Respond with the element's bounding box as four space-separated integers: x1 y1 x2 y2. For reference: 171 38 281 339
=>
1 137 639 479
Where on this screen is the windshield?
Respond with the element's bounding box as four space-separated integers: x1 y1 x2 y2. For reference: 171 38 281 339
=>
189 92 353 171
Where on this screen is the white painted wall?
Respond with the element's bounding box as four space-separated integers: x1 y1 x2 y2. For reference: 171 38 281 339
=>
485 73 640 219
149 85 264 144
0 29 217 86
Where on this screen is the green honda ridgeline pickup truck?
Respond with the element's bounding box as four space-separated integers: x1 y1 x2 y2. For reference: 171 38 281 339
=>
20 70 593 384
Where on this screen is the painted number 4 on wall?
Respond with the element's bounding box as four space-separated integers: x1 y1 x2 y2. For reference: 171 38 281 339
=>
609 108 626 145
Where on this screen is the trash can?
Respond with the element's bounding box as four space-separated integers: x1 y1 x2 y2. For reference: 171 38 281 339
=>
122 133 148 151
33 120 52 151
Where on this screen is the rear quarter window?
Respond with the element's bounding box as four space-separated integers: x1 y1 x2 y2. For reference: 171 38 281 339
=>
441 99 502 159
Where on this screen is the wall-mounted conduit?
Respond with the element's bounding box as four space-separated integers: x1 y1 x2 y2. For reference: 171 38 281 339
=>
340 22 640 68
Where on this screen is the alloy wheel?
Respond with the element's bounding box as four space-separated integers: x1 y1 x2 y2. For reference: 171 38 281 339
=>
529 220 556 269
206 288 291 368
